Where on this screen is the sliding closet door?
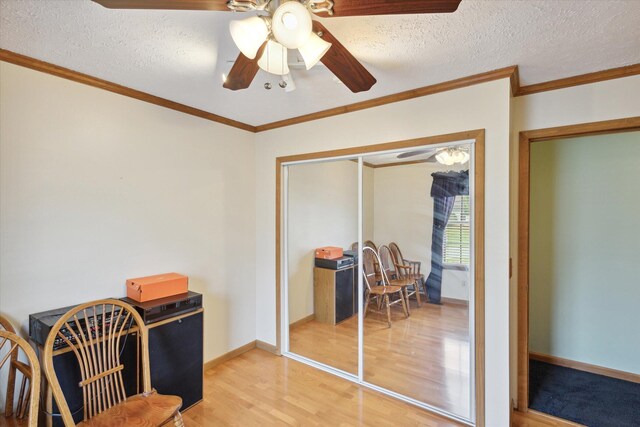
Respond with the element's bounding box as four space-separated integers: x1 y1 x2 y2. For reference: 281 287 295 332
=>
285 158 359 374
361 145 474 421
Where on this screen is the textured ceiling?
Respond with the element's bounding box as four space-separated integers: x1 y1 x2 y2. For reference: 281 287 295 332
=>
1 0 639 126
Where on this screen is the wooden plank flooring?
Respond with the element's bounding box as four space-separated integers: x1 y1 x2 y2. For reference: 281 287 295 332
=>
183 348 463 426
289 301 471 419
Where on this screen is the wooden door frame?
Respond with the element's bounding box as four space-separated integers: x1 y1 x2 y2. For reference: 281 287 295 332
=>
516 116 640 414
275 129 485 426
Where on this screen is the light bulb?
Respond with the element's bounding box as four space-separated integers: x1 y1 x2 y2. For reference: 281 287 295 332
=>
282 12 298 30
272 1 312 49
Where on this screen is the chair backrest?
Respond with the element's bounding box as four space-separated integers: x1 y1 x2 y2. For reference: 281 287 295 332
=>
388 242 404 265
0 329 40 427
349 242 359 251
378 245 397 279
363 247 391 287
363 240 378 253
42 299 151 426
388 242 408 275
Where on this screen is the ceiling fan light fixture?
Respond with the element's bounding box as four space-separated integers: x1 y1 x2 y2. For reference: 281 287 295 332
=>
435 148 470 166
258 40 290 75
298 32 332 70
229 16 269 59
272 1 312 49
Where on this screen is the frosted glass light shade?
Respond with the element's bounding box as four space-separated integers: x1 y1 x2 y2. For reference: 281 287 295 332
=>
299 32 331 70
258 40 290 75
272 1 312 49
435 148 470 165
229 16 269 59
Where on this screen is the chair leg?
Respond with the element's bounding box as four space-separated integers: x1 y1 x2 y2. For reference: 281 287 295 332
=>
404 287 411 315
364 292 370 318
173 411 185 427
414 281 421 306
399 291 409 318
384 295 392 327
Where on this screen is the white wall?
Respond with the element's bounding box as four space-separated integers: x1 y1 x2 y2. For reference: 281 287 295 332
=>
286 160 359 324
509 75 640 403
0 62 257 368
255 78 512 426
529 132 640 374
372 162 470 301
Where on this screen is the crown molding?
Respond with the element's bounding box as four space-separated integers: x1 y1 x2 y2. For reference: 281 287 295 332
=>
255 65 519 132
515 63 640 97
2 48 638 134
0 48 257 133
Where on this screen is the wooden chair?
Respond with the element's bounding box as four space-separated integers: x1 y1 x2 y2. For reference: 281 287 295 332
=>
42 299 183 427
363 240 383 282
362 247 408 327
389 242 426 306
0 315 41 427
378 245 416 314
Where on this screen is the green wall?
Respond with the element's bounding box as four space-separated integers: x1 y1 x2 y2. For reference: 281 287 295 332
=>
529 131 640 374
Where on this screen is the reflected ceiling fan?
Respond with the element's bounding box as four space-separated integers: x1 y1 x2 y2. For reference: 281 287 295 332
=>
92 0 462 92
398 146 469 165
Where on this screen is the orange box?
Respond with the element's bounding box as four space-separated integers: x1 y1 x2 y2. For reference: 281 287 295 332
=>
315 246 343 260
126 273 188 302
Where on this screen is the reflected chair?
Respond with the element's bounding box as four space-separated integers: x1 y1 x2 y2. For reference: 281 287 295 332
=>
389 242 426 305
362 247 408 327
42 299 184 426
364 240 383 282
0 315 40 427
379 245 416 313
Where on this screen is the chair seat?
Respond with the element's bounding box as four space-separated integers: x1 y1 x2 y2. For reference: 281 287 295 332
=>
369 285 402 295
78 392 181 427
2 417 29 427
389 277 415 287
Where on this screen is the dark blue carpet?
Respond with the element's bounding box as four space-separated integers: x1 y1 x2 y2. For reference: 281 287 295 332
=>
529 360 640 427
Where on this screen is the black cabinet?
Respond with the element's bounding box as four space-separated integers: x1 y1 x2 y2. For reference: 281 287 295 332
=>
148 311 203 410
314 266 357 324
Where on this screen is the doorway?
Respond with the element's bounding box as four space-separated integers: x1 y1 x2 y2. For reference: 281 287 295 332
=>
517 117 640 426
276 131 485 426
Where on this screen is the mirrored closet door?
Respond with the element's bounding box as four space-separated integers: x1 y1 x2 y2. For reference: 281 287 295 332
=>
281 138 479 425
285 158 359 375
361 144 473 421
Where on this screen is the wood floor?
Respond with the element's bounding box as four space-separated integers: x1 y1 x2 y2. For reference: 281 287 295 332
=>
289 300 471 419
183 348 463 426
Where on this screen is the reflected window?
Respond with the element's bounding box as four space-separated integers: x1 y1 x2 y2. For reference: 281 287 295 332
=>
444 195 470 267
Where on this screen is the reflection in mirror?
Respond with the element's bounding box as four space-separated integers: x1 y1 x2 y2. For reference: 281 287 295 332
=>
286 159 359 374
362 143 473 420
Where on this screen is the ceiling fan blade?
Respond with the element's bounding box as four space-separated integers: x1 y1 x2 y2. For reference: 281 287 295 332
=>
92 0 230 10
223 43 267 91
397 149 433 159
316 0 462 17
312 21 376 93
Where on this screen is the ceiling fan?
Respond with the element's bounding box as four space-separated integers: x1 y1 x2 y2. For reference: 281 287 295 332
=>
92 0 462 93
398 146 469 165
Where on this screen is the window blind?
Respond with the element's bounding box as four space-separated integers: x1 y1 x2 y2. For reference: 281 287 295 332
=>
443 195 470 265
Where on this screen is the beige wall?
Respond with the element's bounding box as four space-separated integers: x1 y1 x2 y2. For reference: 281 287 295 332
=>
2 55 639 424
255 78 512 426
509 75 640 404
529 132 640 374
0 62 257 369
